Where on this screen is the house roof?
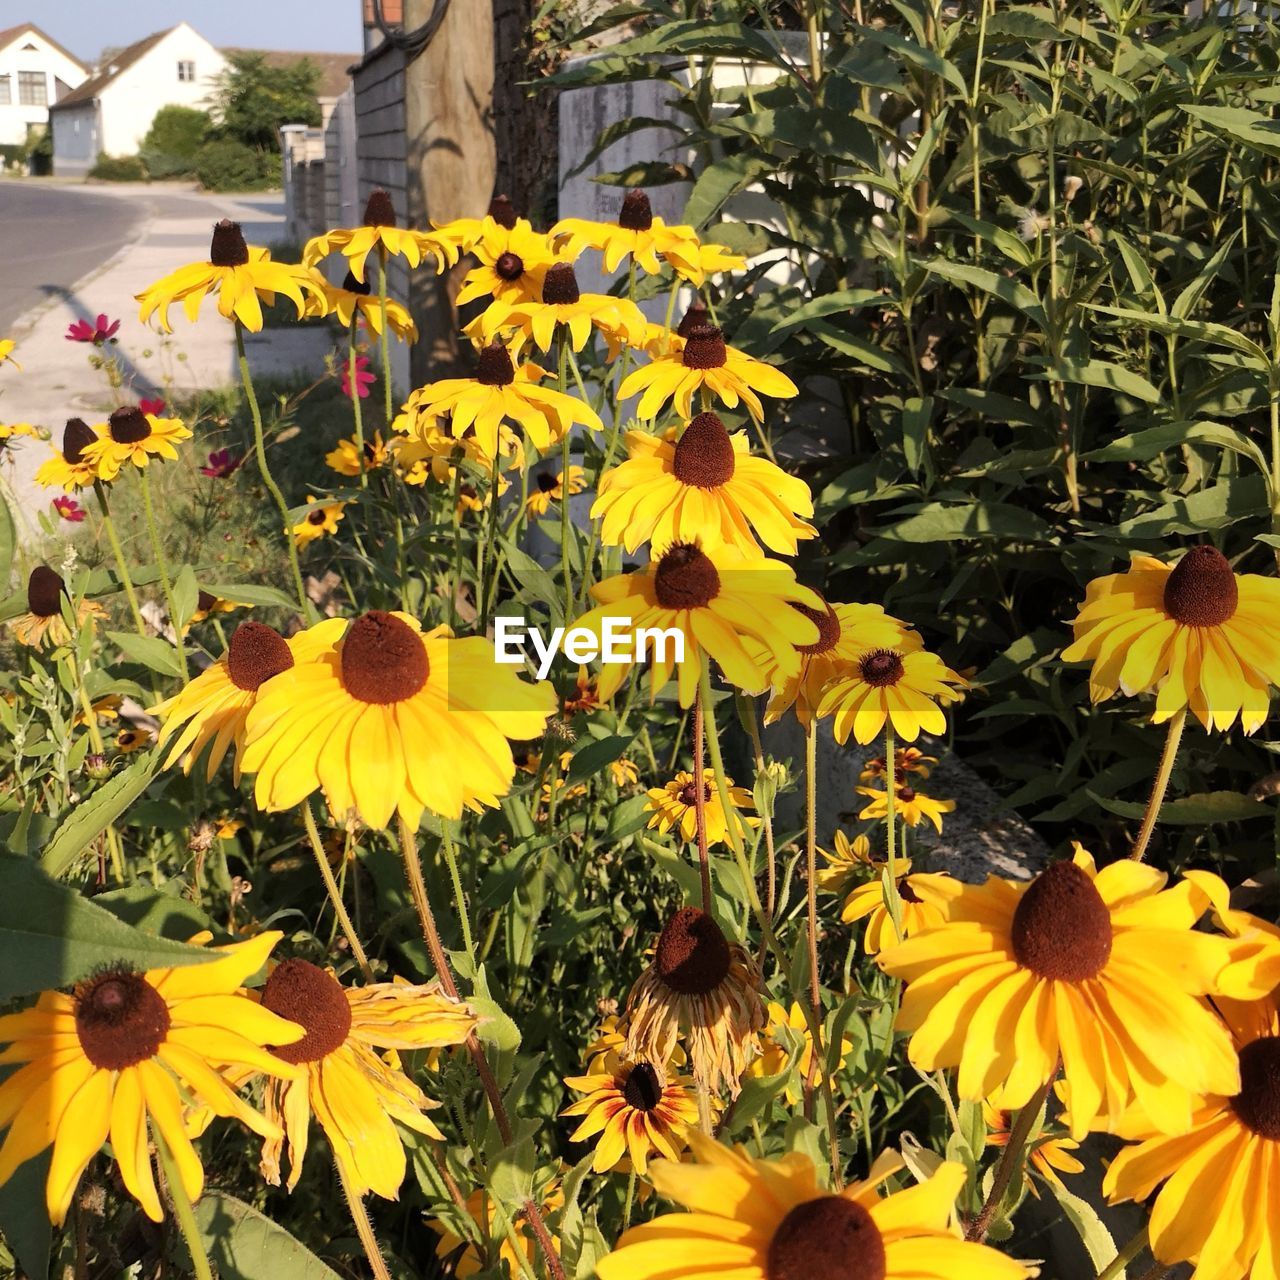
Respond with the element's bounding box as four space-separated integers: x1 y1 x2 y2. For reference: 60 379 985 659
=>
49 27 171 110
220 48 358 100
0 22 89 73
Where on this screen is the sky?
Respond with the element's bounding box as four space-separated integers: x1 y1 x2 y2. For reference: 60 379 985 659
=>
29 1 364 64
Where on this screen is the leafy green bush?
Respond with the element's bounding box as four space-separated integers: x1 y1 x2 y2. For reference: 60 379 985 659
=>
193 138 274 191
208 51 321 153
87 153 147 182
140 104 209 178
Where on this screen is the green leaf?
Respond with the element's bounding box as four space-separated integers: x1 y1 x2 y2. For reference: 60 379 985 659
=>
0 489 13 593
879 502 1052 544
807 321 911 379
106 630 185 678
0 853 213 999
901 396 932 474
42 756 158 877
1089 790 1273 825
0 1147 50 1280
1085 420 1270 480
1182 103 1280 156
1114 475 1268 539
1043 1176 1122 1276
1088 305 1266 361
861 27 968 95
171 565 199 631
191 1190 342 1280
567 734 634 784
684 153 773 229
1039 359 1161 404
470 996 522 1053
770 289 884 333
203 582 300 611
925 259 1047 328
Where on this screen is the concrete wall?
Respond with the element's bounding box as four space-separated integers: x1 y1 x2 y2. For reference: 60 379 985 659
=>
48 103 98 176
325 86 359 244
0 30 85 148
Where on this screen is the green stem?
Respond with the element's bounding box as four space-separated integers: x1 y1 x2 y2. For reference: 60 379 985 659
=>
965 1076 1052 1241
1095 1225 1150 1280
336 1158 393 1280
1130 707 1187 863
138 469 187 684
378 250 394 428
301 802 373 980
93 480 146 637
558 335 574 624
884 728 904 937
349 318 368 490
154 1125 212 1280
441 823 477 966
623 1168 637 1230
234 320 310 617
692 681 713 914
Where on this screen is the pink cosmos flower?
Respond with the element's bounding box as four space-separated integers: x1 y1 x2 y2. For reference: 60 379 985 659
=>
139 397 167 416
200 448 244 479
66 314 120 345
52 495 86 523
342 354 376 400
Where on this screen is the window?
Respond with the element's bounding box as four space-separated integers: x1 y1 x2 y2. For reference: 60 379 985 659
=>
177 60 195 82
0 76 10 106
18 71 46 106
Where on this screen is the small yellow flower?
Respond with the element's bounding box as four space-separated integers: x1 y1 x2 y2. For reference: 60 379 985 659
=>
983 1100 1083 1196
0 422 40 451
0 337 17 368
215 817 245 839
644 770 758 848
325 431 390 477
8 567 104 651
292 496 348 548
309 273 418 341
189 591 244 625
116 727 155 754
36 418 104 491
857 784 955 833
665 239 747 286
745 1000 853 1105
81 407 192 482
610 757 639 788
431 1179 564 1279
860 747 936 784
525 464 586 517
74 694 123 729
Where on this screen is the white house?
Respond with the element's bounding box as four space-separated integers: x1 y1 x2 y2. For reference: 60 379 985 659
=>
0 23 86 152
49 23 226 177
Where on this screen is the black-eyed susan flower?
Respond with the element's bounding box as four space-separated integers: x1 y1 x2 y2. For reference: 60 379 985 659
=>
311 271 418 340
644 770 758 848
256 959 476 1199
0 337 16 368
817 639 967 745
80 405 192 482
1102 988 1280 1278
326 430 391 477
292 495 348 548
574 540 823 707
8 566 103 650
0 932 303 1225
403 339 601 458
857 784 955 833
618 323 799 424
596 1133 1028 1280
482 261 647 351
241 611 557 828
625 906 764 1095
611 757 640 787
0 422 40 455
303 188 454 284
525 463 587 517
861 747 935 784
138 220 325 332
115 726 154 754
745 1000 854 1106
879 846 1242 1139
818 832 949 953
983 1100 1082 1197
664 239 747 287
1062 546 1280 733
431 1177 565 1279
593 412 816 557
152 620 335 784
74 693 123 730
551 188 701 275
562 1056 698 1174
455 217 555 307
189 590 244 624
430 191 523 257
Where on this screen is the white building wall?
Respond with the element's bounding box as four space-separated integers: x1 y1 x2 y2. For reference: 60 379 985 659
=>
0 31 86 147
49 103 98 174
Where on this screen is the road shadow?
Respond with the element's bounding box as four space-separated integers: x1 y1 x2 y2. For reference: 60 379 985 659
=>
38 283 163 403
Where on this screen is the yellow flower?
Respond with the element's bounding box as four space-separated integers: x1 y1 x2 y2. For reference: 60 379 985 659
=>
292 496 348 548
215 816 244 839
817 640 968 745
857 784 955 833
455 217 556 307
241 612 556 828
0 932 303 1225
152 620 335 784
189 590 244 624
302 188 454 284
403 339 601 458
432 1178 564 1279
818 831 949 953
138 220 325 333
573 540 823 707
610 757 640 787
745 1001 854 1106
861 747 935 784
325 430 390 477
551 188 702 275
624 907 764 1096
429 192 524 256
0 337 17 368
0 422 40 451
879 846 1242 1139
594 412 815 557
256 959 476 1198
644 770 758 848
983 1100 1082 1197
617 323 799 424
35 418 105 491
115 726 154 754
596 1133 1028 1280
8 566 104 650
562 1057 698 1174
81 406 192 482
309 272 418 340
525 464 587 516
1062 546 1280 732
74 693 123 729
665 239 747 287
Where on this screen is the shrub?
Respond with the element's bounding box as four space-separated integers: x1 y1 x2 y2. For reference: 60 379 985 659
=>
193 138 274 191
87 152 146 182
140 104 209 178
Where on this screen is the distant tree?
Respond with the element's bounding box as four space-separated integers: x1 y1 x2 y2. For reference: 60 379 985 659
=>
208 52 321 155
140 104 210 178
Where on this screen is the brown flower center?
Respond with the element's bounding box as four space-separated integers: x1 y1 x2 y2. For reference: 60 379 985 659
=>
655 906 731 996
261 958 352 1063
899 879 922 904
476 341 515 387
196 590 217 613
363 187 396 227
1232 1037 1280 1139
859 650 903 687
542 262 580 305
1162 546 1238 627
621 1061 664 1112
226 621 294 692
27 565 65 618
677 298 710 338
209 219 249 267
62 417 96 465
673 412 735 488
108 406 151 444
75 971 171 1070
618 188 653 231
308 508 327 524
681 324 727 370
796 599 840 656
653 542 721 609
766 1196 886 1280
536 470 558 493
1011 860 1113 982
340 610 429 704
677 781 713 807
489 194 517 229
494 251 525 281
343 270 371 296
